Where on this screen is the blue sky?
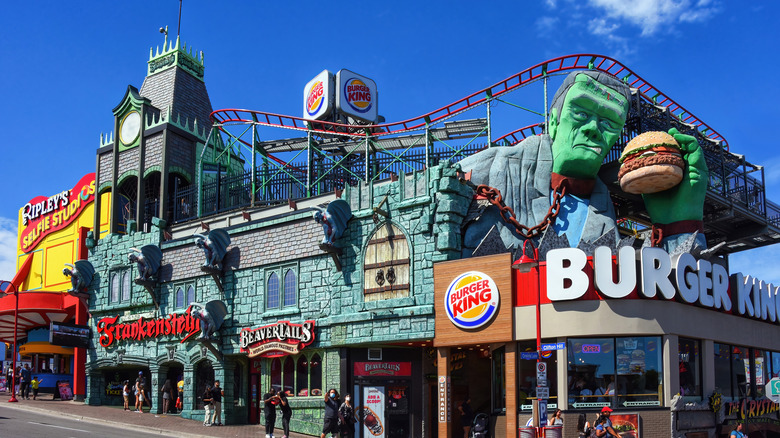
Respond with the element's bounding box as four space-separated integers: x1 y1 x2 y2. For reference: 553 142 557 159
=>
1 0 778 283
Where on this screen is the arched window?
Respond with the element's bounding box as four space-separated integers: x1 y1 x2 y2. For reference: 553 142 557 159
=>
121 271 131 301
270 358 282 392
110 274 120 303
175 287 184 309
283 357 294 395
267 272 280 309
186 285 195 306
283 269 297 307
309 353 322 396
296 356 308 396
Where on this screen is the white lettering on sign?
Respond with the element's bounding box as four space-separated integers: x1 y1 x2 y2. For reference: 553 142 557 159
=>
594 246 636 298
547 248 588 300
544 246 780 324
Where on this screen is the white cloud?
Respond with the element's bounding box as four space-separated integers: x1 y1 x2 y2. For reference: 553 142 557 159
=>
588 17 620 36
535 16 560 33
587 0 721 36
0 218 17 282
545 0 557 8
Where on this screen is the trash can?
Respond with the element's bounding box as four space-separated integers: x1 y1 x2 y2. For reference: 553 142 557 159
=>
519 426 537 438
543 425 563 438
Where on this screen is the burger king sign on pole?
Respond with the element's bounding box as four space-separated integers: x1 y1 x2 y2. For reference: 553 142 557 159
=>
336 69 378 123
444 271 500 329
303 70 334 121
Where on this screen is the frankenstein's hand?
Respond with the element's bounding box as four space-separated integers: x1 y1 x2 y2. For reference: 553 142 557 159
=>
643 128 708 224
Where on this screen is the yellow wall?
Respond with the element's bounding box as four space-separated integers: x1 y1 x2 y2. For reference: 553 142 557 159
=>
16 174 110 292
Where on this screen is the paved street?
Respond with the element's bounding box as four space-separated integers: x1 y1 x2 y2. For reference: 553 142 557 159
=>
0 393 316 438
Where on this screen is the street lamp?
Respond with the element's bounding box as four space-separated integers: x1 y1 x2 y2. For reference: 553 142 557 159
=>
1 281 19 403
512 240 543 427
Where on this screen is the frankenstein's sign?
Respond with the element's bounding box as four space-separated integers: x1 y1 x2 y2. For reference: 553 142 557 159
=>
240 320 315 358
96 306 202 347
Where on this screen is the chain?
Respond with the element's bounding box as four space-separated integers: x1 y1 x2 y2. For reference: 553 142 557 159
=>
475 184 567 240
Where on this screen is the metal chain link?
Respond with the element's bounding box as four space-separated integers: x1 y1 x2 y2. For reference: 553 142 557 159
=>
475 184 567 240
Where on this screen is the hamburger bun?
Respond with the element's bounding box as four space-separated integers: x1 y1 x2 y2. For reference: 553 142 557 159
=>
618 131 684 194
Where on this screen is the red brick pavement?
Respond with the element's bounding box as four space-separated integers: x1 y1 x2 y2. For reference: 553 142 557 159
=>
0 393 316 438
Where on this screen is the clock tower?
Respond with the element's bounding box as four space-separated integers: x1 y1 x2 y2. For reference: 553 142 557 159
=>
94 33 212 234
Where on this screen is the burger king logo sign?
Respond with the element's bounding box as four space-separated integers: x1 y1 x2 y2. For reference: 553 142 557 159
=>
444 272 500 329
306 80 325 117
343 78 372 114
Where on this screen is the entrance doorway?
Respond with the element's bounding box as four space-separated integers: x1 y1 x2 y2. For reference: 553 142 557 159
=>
354 380 412 438
449 349 492 438
195 360 214 410
166 364 183 414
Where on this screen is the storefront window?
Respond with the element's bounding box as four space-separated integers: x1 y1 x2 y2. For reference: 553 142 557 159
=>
270 357 282 392
491 347 505 414
678 338 702 397
310 353 322 396
772 352 780 378
518 340 558 411
755 349 770 398
714 343 733 398
296 356 308 396
283 356 294 395
731 346 749 398
568 337 662 409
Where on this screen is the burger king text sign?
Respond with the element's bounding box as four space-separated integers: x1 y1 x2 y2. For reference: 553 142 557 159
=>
434 253 513 346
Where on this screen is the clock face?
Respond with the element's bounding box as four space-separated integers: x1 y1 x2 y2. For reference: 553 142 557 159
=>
119 111 141 145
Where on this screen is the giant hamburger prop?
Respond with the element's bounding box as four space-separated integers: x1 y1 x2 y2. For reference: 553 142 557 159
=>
618 131 684 194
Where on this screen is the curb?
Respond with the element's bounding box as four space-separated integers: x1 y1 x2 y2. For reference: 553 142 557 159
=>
0 401 211 438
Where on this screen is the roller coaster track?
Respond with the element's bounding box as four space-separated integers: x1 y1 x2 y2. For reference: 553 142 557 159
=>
210 53 728 150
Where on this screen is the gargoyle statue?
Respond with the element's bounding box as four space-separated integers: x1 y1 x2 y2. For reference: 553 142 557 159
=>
193 229 231 270
313 199 352 245
189 300 228 340
62 260 95 294
128 245 163 282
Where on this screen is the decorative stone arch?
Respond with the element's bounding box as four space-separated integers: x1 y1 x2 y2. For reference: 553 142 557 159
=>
143 165 162 179
361 220 412 302
116 170 140 187
98 182 113 194
168 166 193 184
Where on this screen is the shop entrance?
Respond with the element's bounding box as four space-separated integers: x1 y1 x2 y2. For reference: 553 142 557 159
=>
195 360 214 410
449 349 492 438
248 358 261 424
166 365 183 414
354 380 411 438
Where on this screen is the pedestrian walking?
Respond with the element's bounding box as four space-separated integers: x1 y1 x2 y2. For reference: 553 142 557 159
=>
262 387 279 438
211 380 224 426
338 393 356 438
122 380 131 411
278 390 292 438
160 379 173 415
20 364 31 399
31 376 42 400
202 384 213 426
321 388 340 438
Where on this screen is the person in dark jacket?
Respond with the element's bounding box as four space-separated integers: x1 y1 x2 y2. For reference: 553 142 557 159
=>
321 388 340 438
278 390 292 438
338 393 356 438
262 388 279 438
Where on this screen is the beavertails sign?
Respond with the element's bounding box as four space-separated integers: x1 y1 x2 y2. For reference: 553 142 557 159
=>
240 320 315 358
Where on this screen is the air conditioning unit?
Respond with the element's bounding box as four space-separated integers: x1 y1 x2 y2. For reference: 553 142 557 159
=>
367 348 382 361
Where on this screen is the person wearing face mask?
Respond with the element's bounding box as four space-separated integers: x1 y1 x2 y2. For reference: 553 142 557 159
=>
277 390 292 438
321 388 341 438
338 393 356 438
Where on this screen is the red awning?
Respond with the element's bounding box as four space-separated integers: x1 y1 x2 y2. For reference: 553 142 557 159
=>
0 291 82 344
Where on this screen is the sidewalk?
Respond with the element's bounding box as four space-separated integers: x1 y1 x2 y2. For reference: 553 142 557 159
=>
0 393 315 438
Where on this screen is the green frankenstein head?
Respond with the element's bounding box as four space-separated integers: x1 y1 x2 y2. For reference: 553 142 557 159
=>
549 71 631 179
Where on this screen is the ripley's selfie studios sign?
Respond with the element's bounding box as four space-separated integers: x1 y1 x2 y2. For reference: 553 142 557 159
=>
541 246 780 323
19 173 96 252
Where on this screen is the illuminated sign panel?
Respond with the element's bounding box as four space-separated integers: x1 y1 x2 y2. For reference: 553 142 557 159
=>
444 271 500 329
303 70 334 120
336 69 378 123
